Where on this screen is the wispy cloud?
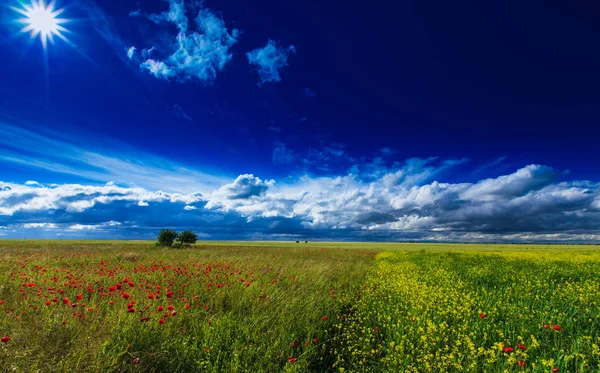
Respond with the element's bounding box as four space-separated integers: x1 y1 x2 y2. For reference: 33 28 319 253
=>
130 0 239 83
0 123 228 194
272 141 297 165
247 40 296 85
173 104 194 121
304 88 317 97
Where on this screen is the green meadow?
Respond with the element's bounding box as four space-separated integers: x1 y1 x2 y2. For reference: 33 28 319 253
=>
0 240 599 372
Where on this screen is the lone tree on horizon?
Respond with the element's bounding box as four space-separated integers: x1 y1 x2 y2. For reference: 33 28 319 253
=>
176 230 198 247
156 229 178 247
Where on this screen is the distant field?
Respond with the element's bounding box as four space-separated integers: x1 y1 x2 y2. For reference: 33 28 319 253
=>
0 240 599 372
3 239 600 251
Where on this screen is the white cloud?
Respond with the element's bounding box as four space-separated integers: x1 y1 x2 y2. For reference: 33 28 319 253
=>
132 0 239 83
69 221 121 231
23 223 57 229
138 201 149 207
127 46 136 60
247 40 296 85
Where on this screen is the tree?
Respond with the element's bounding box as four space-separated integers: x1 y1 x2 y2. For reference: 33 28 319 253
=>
176 230 198 247
157 229 178 247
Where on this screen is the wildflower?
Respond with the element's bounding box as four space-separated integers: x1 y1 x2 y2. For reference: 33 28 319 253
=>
479 313 486 318
552 369 560 373
313 338 318 343
133 358 140 364
517 343 526 350
1 336 10 343
543 325 550 329
128 308 135 313
518 360 525 367
147 293 154 300
171 310 177 317
122 293 130 300
504 347 514 353
322 315 329 321
45 301 52 306
109 300 114 305
157 306 163 312
553 325 562 331
185 304 190 309
159 319 165 324
288 356 297 363
167 305 174 310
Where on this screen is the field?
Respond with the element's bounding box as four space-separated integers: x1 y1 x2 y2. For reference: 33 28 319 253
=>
0 241 599 372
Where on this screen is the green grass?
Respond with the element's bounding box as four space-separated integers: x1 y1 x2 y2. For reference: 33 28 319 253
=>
0 240 599 372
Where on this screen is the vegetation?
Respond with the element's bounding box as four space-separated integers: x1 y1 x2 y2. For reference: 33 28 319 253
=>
156 229 178 247
175 230 198 248
0 240 599 372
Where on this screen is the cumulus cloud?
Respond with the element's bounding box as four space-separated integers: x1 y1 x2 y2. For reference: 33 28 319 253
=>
1 161 600 242
209 174 275 205
131 0 239 83
247 40 296 85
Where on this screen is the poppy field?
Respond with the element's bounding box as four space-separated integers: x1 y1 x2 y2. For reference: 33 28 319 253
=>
0 241 599 372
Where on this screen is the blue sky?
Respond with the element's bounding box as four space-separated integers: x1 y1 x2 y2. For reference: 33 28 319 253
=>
1 0 600 242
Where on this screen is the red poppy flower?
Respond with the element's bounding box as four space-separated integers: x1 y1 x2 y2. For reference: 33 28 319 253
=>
479 313 486 318
45 301 52 306
504 347 514 353
159 319 165 324
518 360 525 367
185 304 190 309
517 343 526 350
171 311 177 316
27 283 36 287
157 306 163 312
122 293 130 300
109 300 114 305
552 369 560 373
313 338 318 343
167 305 174 310
553 325 562 331
147 293 154 300
321 315 328 321
288 357 297 363
133 358 140 364
543 325 550 329
128 308 135 313
63 297 70 305
1 336 10 343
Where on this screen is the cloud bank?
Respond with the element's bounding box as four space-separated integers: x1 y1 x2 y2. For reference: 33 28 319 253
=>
2 161 600 242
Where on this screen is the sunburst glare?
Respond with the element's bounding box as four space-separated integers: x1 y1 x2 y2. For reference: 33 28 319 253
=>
12 0 69 49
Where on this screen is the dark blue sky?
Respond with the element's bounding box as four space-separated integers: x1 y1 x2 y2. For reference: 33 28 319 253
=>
1 0 600 242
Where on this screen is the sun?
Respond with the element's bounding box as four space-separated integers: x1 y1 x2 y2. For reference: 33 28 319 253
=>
13 0 69 49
